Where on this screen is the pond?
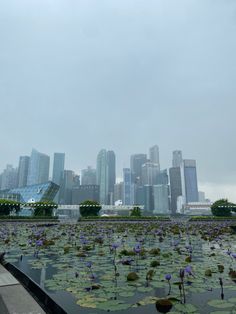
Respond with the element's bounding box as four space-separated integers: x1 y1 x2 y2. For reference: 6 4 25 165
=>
1 221 236 314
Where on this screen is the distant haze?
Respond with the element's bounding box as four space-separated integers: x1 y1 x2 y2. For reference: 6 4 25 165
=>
0 0 236 201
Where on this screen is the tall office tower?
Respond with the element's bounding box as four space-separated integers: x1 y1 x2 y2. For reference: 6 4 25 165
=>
136 186 145 206
123 168 134 205
181 159 199 203
107 151 116 204
149 145 160 170
81 167 96 185
59 170 74 204
169 167 182 214
172 150 183 167
114 182 123 203
143 185 154 211
52 153 65 185
17 156 30 188
153 185 169 214
96 149 116 204
27 149 50 186
97 149 107 204
141 162 159 185
73 175 80 187
1 165 18 190
157 169 169 185
130 154 147 185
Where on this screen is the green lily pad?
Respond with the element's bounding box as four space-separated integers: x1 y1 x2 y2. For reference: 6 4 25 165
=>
174 303 198 313
208 300 234 309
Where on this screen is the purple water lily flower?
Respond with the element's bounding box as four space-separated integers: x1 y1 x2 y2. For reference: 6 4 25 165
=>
86 261 92 268
134 244 141 254
185 265 193 275
231 253 236 259
36 239 43 247
165 274 171 281
111 243 119 250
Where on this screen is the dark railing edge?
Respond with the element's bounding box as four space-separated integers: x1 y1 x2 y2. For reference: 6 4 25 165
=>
4 262 67 314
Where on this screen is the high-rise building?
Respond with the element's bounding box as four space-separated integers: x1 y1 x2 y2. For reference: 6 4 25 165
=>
153 185 169 214
107 151 116 204
169 167 182 214
143 185 154 211
149 145 160 170
114 182 123 203
141 162 159 185
123 168 134 205
72 185 100 204
59 170 74 204
17 156 30 188
27 149 50 186
52 153 65 203
81 167 96 185
157 169 169 185
96 149 116 205
181 159 199 203
1 165 18 190
130 154 147 184
172 150 182 167
130 153 147 204
52 153 65 185
73 175 80 187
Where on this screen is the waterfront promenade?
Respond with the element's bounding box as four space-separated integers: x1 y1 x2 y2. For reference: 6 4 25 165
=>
0 264 45 314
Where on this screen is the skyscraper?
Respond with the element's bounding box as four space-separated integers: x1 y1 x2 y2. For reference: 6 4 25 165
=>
59 170 74 204
17 156 30 188
141 162 159 185
1 165 18 190
143 185 154 211
172 150 182 167
81 167 96 185
114 182 123 203
27 149 50 186
107 151 116 204
169 167 182 214
52 153 65 185
149 145 160 170
181 159 199 203
123 168 134 205
96 149 116 204
153 185 169 214
156 169 169 185
130 154 147 184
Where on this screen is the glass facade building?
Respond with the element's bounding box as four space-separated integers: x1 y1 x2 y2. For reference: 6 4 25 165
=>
123 168 134 205
52 153 65 185
6 181 59 203
182 159 199 203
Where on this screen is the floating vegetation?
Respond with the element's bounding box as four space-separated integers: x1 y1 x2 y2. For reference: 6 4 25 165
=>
1 220 236 313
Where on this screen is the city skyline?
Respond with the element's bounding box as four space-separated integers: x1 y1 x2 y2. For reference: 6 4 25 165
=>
0 145 234 203
0 0 236 202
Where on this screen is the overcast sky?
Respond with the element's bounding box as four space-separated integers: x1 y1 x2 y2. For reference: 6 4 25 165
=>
0 0 236 201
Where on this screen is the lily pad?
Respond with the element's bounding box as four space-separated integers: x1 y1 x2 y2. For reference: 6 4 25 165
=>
208 300 234 309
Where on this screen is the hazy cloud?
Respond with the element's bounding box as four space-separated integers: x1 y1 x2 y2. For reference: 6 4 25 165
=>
0 0 236 200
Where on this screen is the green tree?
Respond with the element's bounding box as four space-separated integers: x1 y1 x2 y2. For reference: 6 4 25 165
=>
211 199 235 217
0 199 20 216
32 201 58 217
130 206 142 217
79 200 101 217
